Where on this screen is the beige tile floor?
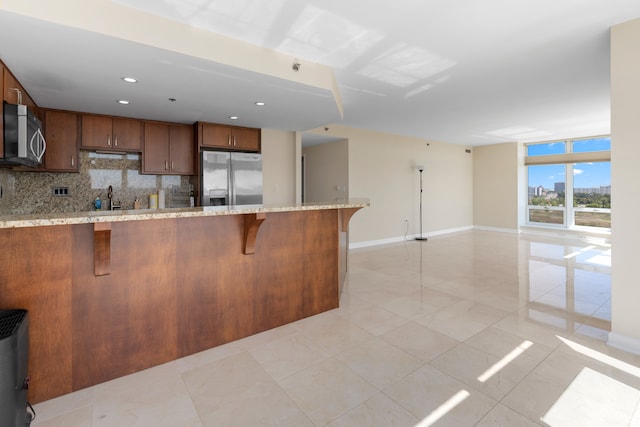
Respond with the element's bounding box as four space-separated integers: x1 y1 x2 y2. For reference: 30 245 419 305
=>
31 229 640 426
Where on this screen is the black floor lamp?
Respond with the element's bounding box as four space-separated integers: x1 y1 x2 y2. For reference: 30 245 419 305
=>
416 165 428 241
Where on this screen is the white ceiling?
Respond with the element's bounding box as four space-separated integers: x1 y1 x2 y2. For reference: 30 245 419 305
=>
1 1 639 146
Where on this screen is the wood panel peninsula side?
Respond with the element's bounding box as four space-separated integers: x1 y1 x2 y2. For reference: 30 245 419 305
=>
0 200 368 403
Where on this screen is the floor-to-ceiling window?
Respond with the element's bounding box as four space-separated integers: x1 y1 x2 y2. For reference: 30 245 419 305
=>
526 136 610 231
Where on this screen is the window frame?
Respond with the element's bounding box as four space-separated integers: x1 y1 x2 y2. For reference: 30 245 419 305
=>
525 136 611 232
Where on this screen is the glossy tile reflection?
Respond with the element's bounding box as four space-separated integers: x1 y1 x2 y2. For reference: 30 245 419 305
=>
33 230 640 427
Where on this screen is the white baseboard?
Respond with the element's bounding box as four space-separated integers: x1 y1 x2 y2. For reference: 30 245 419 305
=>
349 225 474 249
607 332 640 356
473 225 520 234
349 235 411 249
428 225 474 237
519 226 611 243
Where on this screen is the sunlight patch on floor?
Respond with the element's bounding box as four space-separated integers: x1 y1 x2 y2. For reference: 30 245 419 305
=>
542 367 640 426
557 336 640 378
477 340 533 383
414 390 470 427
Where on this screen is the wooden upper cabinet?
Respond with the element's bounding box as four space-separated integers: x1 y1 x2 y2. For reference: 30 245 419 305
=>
200 123 260 152
112 117 142 151
233 127 261 151
142 122 195 175
3 66 36 108
81 115 142 151
81 115 110 149
201 123 231 149
44 110 79 172
169 125 195 175
142 122 169 174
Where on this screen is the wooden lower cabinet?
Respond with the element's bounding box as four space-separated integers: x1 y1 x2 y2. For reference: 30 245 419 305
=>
0 226 74 402
70 220 179 388
0 209 347 403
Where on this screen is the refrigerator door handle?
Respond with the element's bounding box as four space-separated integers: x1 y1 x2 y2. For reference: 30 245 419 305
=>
228 157 234 205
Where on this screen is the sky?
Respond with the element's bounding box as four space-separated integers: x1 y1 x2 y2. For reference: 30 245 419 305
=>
528 162 611 190
527 137 610 190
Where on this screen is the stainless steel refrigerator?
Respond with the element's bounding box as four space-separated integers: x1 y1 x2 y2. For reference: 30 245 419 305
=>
200 150 263 206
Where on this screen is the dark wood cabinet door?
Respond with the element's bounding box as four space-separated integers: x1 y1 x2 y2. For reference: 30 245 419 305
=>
81 115 142 151
201 123 232 148
142 122 170 174
200 123 260 152
81 115 113 149
169 125 195 175
233 127 261 151
112 118 142 151
44 110 79 172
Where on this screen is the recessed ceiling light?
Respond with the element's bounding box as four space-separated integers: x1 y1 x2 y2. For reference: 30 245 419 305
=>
122 77 137 83
229 116 239 120
255 102 265 106
117 100 130 105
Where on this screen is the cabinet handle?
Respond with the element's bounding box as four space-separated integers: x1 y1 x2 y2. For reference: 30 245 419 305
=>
233 136 236 146
171 161 174 170
107 135 111 146
165 160 169 170
228 135 231 146
71 156 74 167
114 136 118 147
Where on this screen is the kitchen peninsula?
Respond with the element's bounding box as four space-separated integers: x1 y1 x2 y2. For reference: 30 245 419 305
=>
0 200 368 403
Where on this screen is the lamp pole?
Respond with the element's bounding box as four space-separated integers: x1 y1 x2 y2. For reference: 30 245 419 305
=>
416 166 427 241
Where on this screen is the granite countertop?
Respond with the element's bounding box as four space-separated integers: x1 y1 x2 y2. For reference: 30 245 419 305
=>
0 199 370 229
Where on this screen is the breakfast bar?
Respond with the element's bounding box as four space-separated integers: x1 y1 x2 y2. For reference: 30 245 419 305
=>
0 200 368 403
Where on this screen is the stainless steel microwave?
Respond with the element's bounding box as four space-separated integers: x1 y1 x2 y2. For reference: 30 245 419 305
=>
2 102 46 167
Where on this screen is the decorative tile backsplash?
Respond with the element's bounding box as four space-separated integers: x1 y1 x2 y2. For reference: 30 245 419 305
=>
0 151 192 215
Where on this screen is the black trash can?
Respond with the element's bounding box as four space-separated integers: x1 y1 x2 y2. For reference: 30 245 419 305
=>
0 309 31 427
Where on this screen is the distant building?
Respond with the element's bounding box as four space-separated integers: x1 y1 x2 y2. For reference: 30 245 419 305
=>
555 182 565 193
535 185 544 196
574 186 612 194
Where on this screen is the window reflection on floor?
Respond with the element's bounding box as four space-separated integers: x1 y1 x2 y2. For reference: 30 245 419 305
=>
524 236 611 332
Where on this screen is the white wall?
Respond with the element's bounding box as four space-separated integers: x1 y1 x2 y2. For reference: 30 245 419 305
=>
609 18 640 353
302 139 348 202
473 142 519 231
306 125 474 245
261 128 296 205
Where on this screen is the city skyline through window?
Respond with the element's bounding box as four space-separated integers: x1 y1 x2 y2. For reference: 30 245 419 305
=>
526 137 610 229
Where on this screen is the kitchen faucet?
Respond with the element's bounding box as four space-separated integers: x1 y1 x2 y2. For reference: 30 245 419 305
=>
107 185 122 210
